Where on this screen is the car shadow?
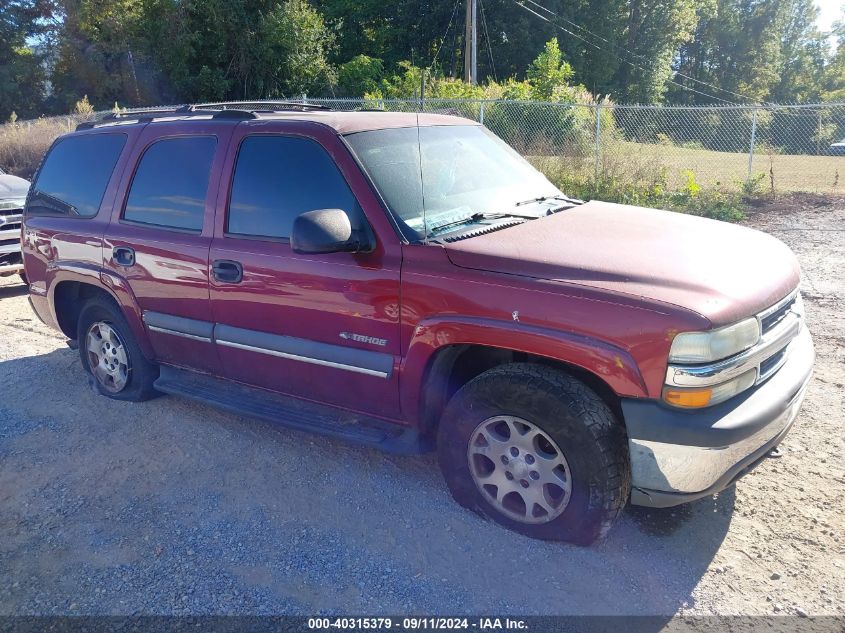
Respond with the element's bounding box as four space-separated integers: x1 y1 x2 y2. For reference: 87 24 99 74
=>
0 348 734 619
0 280 28 300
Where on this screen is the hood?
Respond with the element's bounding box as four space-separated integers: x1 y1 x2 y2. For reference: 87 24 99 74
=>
444 201 800 326
0 174 30 200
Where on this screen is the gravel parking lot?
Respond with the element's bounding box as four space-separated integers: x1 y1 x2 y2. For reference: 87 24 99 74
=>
0 197 843 617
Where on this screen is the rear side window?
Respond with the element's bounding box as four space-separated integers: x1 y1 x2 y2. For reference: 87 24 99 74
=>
28 134 126 217
123 136 216 231
227 135 361 239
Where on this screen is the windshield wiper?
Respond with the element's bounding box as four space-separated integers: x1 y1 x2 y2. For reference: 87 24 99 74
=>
514 194 581 207
427 210 540 236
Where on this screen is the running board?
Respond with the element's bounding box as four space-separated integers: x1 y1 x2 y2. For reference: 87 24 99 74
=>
154 365 427 454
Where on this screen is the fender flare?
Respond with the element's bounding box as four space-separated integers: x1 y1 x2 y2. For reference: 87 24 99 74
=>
400 315 648 422
46 261 154 359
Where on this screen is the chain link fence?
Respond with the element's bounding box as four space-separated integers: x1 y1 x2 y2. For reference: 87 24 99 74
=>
3 99 845 196
305 98 845 195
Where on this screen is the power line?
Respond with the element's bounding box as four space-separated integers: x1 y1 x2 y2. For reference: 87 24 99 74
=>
511 0 737 104
479 0 499 83
520 0 761 104
429 0 463 72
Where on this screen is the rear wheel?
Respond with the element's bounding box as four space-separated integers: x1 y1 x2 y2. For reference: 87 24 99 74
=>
77 297 160 401
437 363 630 545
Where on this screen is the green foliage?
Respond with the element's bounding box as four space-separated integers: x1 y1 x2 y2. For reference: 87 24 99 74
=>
50 0 337 108
526 39 574 101
259 0 337 96
543 158 747 222
338 55 383 96
4 0 844 117
0 1 52 120
672 0 828 105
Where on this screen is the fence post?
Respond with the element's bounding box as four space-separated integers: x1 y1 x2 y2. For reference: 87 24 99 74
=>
479 101 485 125
747 107 758 179
594 104 602 181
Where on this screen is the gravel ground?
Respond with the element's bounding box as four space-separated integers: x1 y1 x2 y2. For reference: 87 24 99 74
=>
0 197 842 617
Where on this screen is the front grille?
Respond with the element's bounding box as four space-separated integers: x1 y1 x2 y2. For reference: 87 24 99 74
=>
761 294 796 333
759 347 788 382
755 291 801 385
0 210 23 245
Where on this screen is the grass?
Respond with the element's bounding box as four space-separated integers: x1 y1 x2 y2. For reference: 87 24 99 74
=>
0 116 84 179
532 140 845 194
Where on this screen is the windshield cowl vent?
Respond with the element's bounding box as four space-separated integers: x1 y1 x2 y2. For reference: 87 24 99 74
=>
441 220 526 243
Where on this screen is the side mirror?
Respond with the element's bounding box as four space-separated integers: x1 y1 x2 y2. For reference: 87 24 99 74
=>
291 208 369 254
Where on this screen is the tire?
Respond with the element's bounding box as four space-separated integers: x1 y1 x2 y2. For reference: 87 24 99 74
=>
437 363 630 545
19 272 28 286
77 296 160 401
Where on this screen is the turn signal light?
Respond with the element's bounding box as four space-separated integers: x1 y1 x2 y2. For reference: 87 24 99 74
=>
663 388 712 408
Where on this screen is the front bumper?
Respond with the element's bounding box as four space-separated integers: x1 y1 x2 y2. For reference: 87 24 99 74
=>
623 325 814 507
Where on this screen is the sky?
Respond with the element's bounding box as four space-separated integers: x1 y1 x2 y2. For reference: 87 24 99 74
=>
817 0 843 34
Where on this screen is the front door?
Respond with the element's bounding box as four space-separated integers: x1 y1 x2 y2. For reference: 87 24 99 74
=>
104 121 234 373
209 126 402 419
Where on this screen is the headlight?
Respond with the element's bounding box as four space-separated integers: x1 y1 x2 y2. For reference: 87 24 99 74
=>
668 317 760 364
0 198 26 211
663 368 757 408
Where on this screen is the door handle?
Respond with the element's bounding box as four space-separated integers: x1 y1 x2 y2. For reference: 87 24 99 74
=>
212 259 243 283
112 246 135 267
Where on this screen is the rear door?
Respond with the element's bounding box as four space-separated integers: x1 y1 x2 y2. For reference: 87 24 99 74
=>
104 121 234 373
208 124 403 418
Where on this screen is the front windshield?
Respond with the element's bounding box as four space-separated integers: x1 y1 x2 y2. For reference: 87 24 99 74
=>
345 124 563 241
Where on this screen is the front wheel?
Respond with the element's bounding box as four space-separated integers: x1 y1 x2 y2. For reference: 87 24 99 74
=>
77 296 160 401
437 363 630 545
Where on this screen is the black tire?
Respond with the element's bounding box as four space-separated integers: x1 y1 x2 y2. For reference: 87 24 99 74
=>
19 272 28 286
77 296 160 401
437 363 630 545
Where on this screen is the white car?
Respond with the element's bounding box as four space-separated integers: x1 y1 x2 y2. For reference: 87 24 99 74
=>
0 167 30 281
829 139 845 155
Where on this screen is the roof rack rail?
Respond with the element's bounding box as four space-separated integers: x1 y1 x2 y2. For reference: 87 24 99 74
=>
101 107 188 120
74 100 330 131
186 100 331 112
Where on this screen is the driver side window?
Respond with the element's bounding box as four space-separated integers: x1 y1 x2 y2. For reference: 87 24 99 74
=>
226 135 363 240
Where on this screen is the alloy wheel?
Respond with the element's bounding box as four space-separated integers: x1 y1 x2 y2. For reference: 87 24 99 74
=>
467 415 572 524
85 321 130 393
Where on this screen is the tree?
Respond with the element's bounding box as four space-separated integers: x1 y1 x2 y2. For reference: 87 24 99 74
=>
822 16 845 101
526 38 573 100
0 0 55 119
768 0 827 103
50 0 149 109
611 0 702 103
338 54 383 95
670 0 829 104
258 0 337 96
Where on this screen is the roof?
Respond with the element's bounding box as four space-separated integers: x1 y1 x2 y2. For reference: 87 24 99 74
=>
264 110 478 135
77 103 478 135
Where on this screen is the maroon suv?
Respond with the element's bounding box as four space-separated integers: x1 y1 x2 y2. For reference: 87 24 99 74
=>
22 102 814 545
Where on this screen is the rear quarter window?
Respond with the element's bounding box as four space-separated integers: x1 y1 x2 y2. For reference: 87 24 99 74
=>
27 134 127 218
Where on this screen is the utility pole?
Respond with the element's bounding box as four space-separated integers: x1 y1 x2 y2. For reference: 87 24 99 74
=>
464 0 477 85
